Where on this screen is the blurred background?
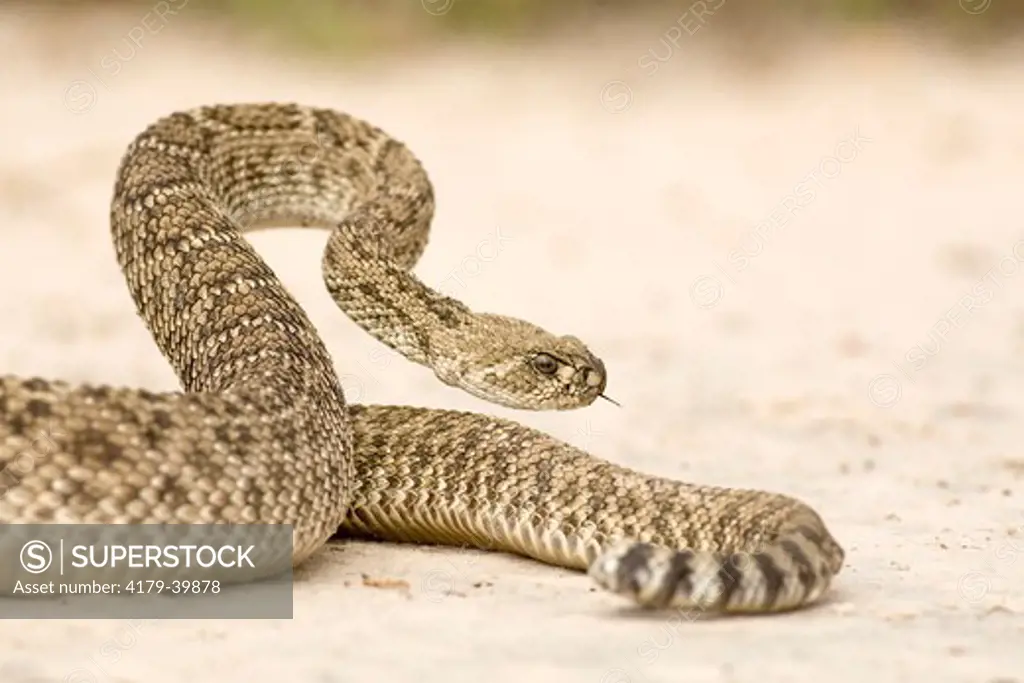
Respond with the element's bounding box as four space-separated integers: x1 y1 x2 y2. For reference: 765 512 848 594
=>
8 0 1023 55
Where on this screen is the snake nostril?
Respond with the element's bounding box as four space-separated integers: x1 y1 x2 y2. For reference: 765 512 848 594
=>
583 359 606 393
594 358 607 392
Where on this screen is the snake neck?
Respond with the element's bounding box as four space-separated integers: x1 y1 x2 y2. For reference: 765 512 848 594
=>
322 216 475 372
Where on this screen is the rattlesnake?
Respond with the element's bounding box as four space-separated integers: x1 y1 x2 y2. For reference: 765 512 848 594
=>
0 103 843 613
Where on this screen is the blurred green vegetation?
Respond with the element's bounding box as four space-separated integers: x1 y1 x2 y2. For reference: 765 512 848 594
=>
31 0 1024 55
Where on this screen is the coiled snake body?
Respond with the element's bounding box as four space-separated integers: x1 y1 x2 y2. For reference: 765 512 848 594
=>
0 103 843 613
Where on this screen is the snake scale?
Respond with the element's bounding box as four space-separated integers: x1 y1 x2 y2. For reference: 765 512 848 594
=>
0 103 843 613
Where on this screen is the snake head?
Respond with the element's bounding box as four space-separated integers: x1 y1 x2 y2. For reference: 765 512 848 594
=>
428 313 608 411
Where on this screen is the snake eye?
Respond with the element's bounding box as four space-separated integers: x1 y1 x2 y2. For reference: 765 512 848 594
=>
531 353 559 376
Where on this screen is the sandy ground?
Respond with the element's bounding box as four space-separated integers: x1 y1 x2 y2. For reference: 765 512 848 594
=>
0 6 1022 683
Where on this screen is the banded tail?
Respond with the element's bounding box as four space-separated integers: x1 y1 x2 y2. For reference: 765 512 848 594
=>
588 522 843 614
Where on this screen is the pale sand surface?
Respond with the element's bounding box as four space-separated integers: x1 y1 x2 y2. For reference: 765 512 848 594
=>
0 8 1022 683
